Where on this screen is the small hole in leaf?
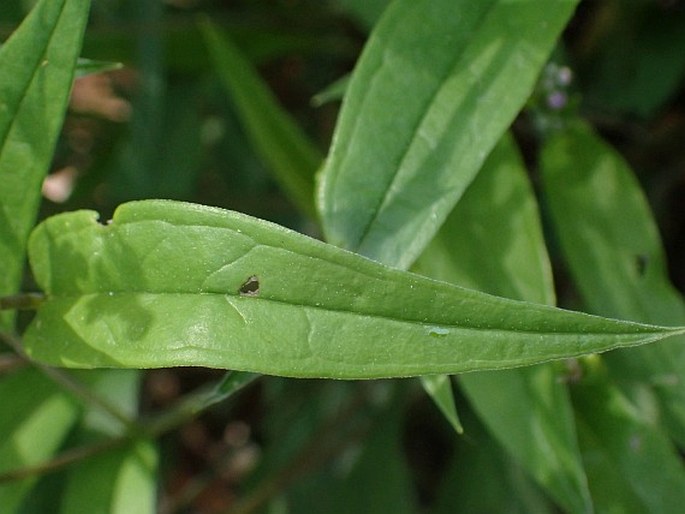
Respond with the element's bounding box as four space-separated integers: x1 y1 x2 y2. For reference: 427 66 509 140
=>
239 275 260 296
635 254 649 276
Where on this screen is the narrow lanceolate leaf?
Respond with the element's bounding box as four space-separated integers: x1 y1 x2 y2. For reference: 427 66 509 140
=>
540 120 685 444
200 19 322 219
23 200 685 378
415 135 592 514
0 0 90 330
420 375 462 433
318 0 579 269
540 121 685 328
75 57 123 78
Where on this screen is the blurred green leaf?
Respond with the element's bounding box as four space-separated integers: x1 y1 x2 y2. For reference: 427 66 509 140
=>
540 120 685 444
331 0 390 31
201 19 322 219
76 370 140 437
0 0 90 330
572 359 685 514
0 368 80 512
414 135 555 303
0 2 23 22
60 439 157 514
105 78 205 203
270 383 416 514
577 3 685 117
23 200 684 376
108 0 166 203
260 380 357 472
57 369 156 514
318 0 578 269
460 365 589 513
541 121 685 323
330 398 416 514
433 406 555 514
243 380 363 512
80 18 354 75
415 135 592 513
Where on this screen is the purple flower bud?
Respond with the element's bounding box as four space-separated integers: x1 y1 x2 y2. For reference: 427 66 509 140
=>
547 91 567 110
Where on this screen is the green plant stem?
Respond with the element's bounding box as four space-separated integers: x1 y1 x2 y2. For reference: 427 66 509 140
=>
0 292 45 311
143 371 260 436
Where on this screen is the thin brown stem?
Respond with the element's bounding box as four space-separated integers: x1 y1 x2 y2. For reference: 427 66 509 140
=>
0 353 27 374
0 293 45 311
0 435 126 483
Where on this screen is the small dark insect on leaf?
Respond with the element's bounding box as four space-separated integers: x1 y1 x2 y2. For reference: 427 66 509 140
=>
635 254 649 277
239 275 260 296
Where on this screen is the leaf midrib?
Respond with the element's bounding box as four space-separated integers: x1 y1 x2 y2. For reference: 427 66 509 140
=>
0 0 68 155
43 290 681 338
340 0 498 256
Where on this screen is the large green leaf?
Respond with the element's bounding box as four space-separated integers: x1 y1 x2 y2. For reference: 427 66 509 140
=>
318 0 578 269
23 200 684 377
415 135 591 513
200 19 322 219
0 0 90 330
540 120 685 444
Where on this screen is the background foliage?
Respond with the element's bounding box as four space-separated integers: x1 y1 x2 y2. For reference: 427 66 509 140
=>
1 0 685 512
